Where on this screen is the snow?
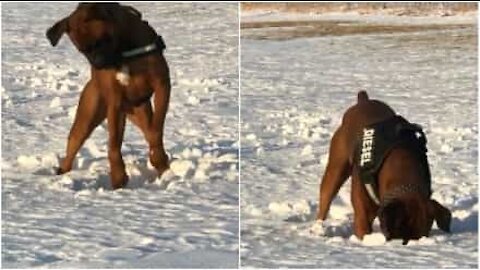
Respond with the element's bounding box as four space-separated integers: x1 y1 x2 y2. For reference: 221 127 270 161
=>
2 3 479 268
240 11 478 268
2 3 238 268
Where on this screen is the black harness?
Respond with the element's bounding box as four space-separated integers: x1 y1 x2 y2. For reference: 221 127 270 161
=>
121 35 166 60
355 115 431 205
90 35 166 69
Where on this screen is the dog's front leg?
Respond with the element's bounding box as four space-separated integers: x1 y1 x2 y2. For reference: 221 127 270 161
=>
57 81 106 174
107 100 128 189
149 74 171 177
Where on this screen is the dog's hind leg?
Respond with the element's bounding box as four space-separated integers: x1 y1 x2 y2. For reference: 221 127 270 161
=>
317 126 352 220
148 68 171 178
127 101 153 136
57 81 106 174
126 101 159 170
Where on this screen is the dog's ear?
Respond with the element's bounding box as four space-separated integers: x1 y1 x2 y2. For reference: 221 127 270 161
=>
46 17 69 47
428 199 452 233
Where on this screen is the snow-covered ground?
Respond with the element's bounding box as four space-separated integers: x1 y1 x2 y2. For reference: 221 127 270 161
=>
2 3 238 268
240 11 478 268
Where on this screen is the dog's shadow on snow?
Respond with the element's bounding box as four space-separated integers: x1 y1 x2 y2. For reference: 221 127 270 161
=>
281 200 478 239
35 138 238 193
451 210 478 234
282 201 318 223
280 201 355 238
43 158 164 192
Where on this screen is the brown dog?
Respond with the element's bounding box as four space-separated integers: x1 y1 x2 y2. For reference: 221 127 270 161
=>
46 3 170 189
317 91 451 244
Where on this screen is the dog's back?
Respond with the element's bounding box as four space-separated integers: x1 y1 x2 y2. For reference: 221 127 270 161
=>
342 91 395 130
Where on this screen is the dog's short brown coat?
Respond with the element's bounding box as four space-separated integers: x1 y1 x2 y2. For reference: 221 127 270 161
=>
46 3 170 189
317 91 451 244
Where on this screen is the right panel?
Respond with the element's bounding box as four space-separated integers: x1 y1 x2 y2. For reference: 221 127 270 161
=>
240 2 477 268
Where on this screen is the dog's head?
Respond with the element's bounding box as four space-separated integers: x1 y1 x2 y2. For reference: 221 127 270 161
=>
378 197 451 245
46 3 142 68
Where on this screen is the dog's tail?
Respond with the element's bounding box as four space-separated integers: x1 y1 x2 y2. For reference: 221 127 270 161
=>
357 91 369 104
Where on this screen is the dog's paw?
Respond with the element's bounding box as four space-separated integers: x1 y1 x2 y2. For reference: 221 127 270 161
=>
55 165 72 175
308 219 353 238
309 220 327 236
55 167 64 175
357 233 387 246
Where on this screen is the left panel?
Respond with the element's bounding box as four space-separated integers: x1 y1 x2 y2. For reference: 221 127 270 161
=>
2 2 239 268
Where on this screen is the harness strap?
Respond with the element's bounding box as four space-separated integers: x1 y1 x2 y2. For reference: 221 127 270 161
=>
122 43 157 58
121 35 166 59
365 183 381 205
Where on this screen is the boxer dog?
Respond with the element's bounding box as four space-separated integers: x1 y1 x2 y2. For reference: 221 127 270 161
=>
46 3 170 189
316 91 451 244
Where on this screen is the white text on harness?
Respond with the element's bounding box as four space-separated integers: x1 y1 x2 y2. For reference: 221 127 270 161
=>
360 128 375 166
